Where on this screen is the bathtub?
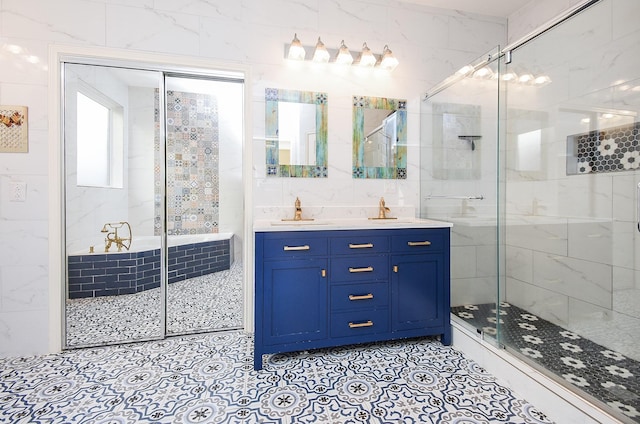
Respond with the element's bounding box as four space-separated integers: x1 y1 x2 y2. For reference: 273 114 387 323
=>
68 232 234 299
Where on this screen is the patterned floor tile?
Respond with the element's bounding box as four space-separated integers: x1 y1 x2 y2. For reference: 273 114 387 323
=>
65 262 243 347
452 303 640 422
0 332 554 423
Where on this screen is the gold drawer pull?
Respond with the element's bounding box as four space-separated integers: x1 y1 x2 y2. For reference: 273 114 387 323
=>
349 320 374 328
349 266 373 273
407 241 431 247
349 293 374 301
283 245 310 251
349 243 374 249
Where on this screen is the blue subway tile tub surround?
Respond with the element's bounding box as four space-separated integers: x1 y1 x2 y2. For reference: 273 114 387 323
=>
0 331 554 423
68 236 231 299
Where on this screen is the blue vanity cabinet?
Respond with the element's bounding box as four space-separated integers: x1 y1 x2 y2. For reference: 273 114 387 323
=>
329 234 390 340
391 228 451 345
254 231 329 370
254 226 451 370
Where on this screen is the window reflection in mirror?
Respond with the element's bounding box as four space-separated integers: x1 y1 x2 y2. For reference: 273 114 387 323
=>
353 96 407 179
277 102 316 166
265 88 327 177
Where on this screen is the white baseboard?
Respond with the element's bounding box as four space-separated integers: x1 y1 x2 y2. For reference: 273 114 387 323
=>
451 319 625 424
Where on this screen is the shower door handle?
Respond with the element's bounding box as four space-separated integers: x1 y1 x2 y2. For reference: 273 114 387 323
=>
637 182 640 232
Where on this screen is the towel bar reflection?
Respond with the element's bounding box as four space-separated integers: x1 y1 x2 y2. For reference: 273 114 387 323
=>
426 195 484 200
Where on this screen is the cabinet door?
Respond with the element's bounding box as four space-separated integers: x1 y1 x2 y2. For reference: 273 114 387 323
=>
391 253 444 331
262 259 328 345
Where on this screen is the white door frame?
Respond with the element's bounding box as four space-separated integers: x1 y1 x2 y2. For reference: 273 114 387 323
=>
48 45 253 353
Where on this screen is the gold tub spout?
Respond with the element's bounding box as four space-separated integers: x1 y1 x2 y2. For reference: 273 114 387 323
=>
101 221 132 252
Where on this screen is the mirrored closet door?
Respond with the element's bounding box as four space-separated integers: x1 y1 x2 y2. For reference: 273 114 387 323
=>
63 63 244 348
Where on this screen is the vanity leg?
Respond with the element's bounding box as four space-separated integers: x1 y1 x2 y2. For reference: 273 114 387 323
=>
254 351 263 371
441 327 452 346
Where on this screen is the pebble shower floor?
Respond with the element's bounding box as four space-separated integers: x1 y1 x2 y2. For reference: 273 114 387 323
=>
0 331 555 423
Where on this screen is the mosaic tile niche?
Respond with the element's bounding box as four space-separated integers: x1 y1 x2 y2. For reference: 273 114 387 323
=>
567 122 640 175
155 90 219 235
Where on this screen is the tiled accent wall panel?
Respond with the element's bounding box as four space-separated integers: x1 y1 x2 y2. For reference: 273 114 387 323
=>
567 122 640 175
68 239 230 299
155 90 220 235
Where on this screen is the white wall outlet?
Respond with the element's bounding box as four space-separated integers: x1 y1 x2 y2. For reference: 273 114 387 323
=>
10 181 27 202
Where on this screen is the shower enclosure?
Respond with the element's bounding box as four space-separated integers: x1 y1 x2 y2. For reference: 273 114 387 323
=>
62 62 245 348
421 0 640 422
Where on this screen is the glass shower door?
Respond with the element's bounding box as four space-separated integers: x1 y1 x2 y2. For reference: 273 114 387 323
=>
501 0 640 420
420 47 503 342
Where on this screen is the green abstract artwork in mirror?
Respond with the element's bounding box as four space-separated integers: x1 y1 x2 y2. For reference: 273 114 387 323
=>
265 88 328 177
352 95 407 179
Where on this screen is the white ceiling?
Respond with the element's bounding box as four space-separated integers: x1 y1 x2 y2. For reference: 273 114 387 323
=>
400 0 532 18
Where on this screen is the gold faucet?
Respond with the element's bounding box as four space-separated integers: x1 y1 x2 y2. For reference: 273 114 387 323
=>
101 221 132 252
294 197 303 221
378 197 390 219
281 197 314 221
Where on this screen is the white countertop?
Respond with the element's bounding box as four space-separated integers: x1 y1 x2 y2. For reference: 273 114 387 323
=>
253 217 453 232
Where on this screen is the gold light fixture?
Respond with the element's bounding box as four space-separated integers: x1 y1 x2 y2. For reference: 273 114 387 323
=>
287 33 306 60
378 45 398 71
335 40 353 65
312 37 330 63
356 42 376 67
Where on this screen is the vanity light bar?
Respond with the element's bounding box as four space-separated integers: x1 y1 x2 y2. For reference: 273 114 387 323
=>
285 34 399 71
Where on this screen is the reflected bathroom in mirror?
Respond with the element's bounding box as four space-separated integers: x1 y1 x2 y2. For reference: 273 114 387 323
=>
353 95 407 179
431 102 481 180
265 88 328 177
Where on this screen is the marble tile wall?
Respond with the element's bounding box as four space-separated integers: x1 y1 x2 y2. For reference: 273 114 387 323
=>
502 0 640 334
0 0 507 357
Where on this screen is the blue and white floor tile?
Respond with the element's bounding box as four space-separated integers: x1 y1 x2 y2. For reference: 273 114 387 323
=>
0 331 553 423
452 302 640 422
65 262 243 347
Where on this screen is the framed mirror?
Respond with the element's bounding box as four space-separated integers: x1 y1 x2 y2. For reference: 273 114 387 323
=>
353 95 407 179
265 88 328 177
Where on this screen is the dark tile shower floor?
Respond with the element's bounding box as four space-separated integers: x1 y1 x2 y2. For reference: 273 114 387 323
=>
451 303 640 422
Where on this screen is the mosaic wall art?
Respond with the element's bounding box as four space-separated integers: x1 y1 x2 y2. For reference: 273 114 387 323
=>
155 91 219 235
567 121 640 175
0 105 28 153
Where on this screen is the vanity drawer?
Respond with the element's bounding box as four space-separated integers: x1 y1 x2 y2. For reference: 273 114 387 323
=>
330 235 389 255
331 282 389 311
262 233 328 259
391 229 446 253
330 255 388 282
331 309 389 338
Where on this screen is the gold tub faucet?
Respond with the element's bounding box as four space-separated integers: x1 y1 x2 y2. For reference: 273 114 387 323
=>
101 221 132 252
